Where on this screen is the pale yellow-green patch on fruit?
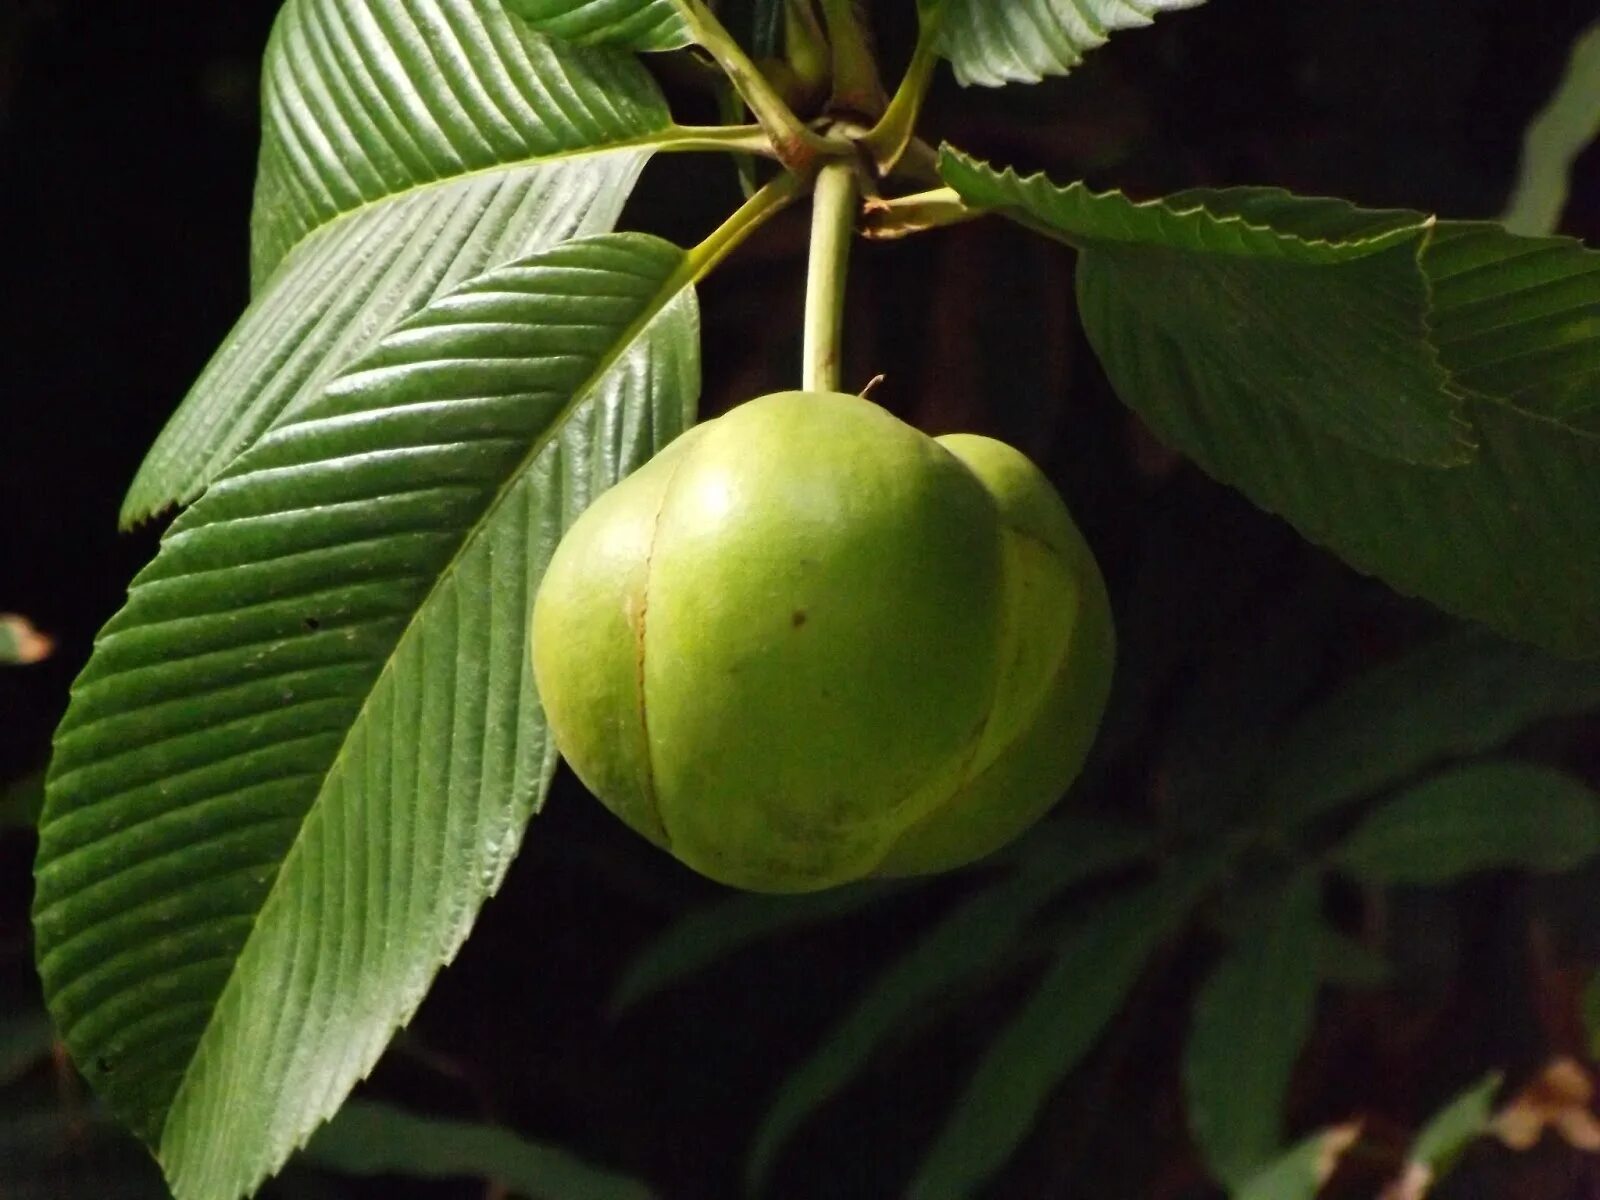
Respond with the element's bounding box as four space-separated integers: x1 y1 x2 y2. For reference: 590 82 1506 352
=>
530 427 709 850
531 392 1114 892
873 434 1115 876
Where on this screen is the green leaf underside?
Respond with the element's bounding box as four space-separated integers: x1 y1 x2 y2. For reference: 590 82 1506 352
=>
1408 1073 1500 1177
502 0 691 50
946 151 1600 656
121 0 672 527
1184 874 1322 1189
749 821 1150 1188
1099 220 1600 657
301 1100 656 1200
1265 629 1600 830
1334 762 1600 885
907 856 1218 1200
935 0 1206 87
942 150 1466 466
35 234 699 1200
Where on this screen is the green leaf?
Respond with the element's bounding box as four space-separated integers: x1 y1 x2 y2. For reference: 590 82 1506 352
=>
1408 1072 1500 1180
940 149 1468 467
1333 762 1600 885
1266 630 1600 830
748 821 1149 1189
932 0 1206 88
1184 874 1322 1189
1116 227 1600 655
1503 21 1600 237
612 880 911 1013
300 1100 656 1200
1235 1125 1359 1200
907 855 1218 1200
502 0 691 50
944 150 1600 654
121 0 674 527
248 0 669 286
34 233 700 1200
1087 221 1600 652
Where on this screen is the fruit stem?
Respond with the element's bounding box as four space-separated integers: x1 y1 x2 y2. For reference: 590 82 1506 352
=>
861 5 942 173
802 161 858 392
677 0 833 172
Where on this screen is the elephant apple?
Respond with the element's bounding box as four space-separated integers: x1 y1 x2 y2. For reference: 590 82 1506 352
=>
531 391 1113 892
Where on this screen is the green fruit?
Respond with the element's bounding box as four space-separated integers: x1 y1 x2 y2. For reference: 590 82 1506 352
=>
873 433 1116 876
531 391 1114 892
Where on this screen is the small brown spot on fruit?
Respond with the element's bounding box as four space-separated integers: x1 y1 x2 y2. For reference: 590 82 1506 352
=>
792 610 808 628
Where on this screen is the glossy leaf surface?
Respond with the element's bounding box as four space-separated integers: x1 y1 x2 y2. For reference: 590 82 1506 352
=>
503 0 691 49
932 0 1206 87
121 0 673 526
35 233 699 1200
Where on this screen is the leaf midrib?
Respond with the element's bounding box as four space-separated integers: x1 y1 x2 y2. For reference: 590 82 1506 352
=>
261 130 685 284
945 156 1427 261
157 238 697 1147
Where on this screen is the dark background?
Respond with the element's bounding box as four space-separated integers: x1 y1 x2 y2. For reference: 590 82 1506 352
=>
2 1 1599 1197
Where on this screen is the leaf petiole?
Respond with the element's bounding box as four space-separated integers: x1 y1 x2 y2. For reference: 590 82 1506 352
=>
660 123 788 158
675 0 833 171
862 5 943 172
683 169 811 285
